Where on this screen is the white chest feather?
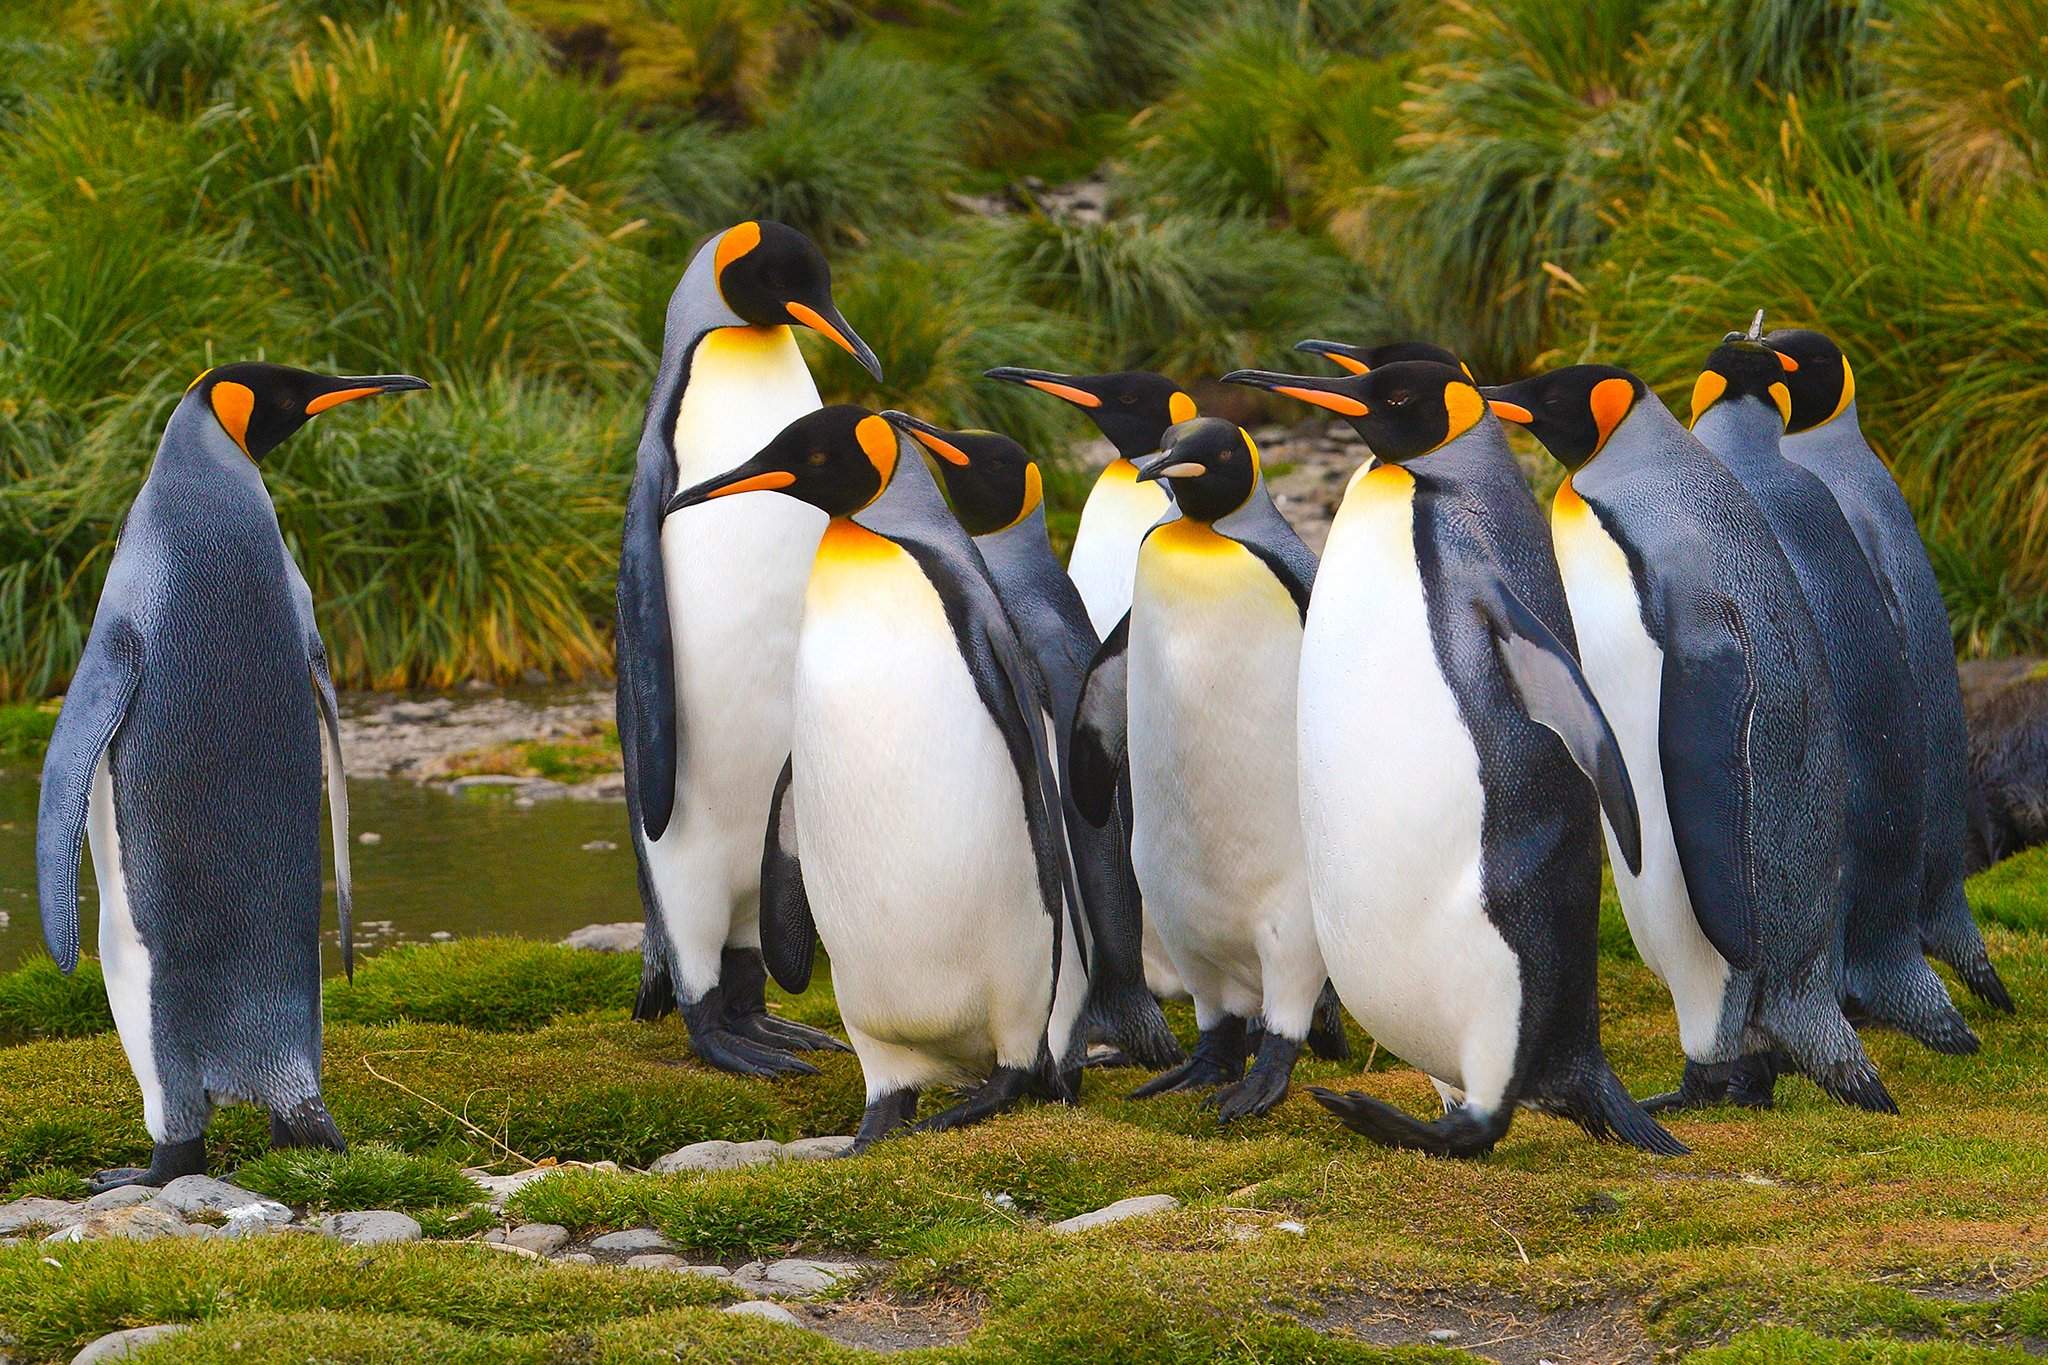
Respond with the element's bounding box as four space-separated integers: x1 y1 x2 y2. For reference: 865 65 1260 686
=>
1127 521 1306 958
654 326 824 860
1068 459 1170 638
1551 484 1729 1049
792 522 1051 1061
1297 465 1519 1104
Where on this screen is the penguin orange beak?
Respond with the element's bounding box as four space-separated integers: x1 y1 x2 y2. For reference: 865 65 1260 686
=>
787 300 883 381
305 374 431 415
881 410 972 466
1133 451 1206 483
1220 369 1370 418
983 366 1103 409
665 460 798 515
1292 339 1372 376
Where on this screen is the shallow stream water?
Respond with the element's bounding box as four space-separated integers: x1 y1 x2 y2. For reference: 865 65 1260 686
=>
0 770 638 974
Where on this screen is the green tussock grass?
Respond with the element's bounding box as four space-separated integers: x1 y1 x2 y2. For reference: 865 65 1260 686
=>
232 1143 484 1212
323 937 640 1032
0 701 57 762
0 958 112 1047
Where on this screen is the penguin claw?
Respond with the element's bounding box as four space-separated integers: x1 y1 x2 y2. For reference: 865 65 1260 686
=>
688 1029 821 1078
730 1011 853 1053
84 1167 152 1195
1128 1055 1238 1099
1207 1069 1291 1123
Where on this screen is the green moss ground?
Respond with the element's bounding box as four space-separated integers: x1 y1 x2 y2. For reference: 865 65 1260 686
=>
3 852 2046 1361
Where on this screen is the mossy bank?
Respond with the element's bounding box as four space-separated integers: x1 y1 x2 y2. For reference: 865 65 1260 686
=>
2 850 2045 1361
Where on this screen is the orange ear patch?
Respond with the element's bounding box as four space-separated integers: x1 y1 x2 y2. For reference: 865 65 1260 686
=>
1437 382 1486 446
305 386 380 415
1688 370 1729 427
210 381 256 455
1275 386 1368 417
855 414 899 484
1589 376 1635 452
1767 381 1792 426
714 221 761 278
1024 378 1102 408
1167 391 1198 423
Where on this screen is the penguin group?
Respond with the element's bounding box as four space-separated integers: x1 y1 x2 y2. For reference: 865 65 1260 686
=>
36 222 2014 1185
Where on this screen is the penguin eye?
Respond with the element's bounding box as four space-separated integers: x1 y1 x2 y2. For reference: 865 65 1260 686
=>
1388 390 1412 407
807 450 829 466
1119 393 1136 406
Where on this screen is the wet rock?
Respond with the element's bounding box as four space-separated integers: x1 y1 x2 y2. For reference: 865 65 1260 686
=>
724 1301 805 1327
1048 1194 1180 1235
357 831 383 845
82 1186 153 1212
580 839 617 852
429 930 455 942
733 1258 865 1297
779 1136 855 1162
1429 1328 1462 1344
504 1222 569 1255
588 1227 675 1255
650 1139 782 1174
387 699 454 723
560 922 643 953
0 1197 83 1236
47 1205 191 1243
71 1325 190 1364
151 1175 291 1224
316 1210 422 1245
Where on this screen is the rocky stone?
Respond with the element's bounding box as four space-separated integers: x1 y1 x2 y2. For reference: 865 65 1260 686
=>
627 1253 683 1271
779 1136 855 1162
1428 1328 1462 1344
357 831 383 845
1048 1194 1181 1235
70 1324 190 1364
580 839 617 852
47 1205 191 1243
316 1210 422 1245
559 922 643 953
733 1258 865 1297
554 1252 597 1264
650 1139 783 1174
387 699 454 723
465 1167 560 1206
504 1222 570 1255
478 1240 540 1259
0 1197 83 1236
82 1186 154 1211
723 1301 805 1327
150 1175 291 1224
588 1227 675 1255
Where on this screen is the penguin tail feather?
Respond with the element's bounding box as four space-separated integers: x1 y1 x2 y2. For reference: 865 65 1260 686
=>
633 954 677 1022
1080 984 1185 1070
274 1098 347 1153
1923 886 2014 1012
1554 1062 1689 1156
1846 958 1981 1056
1952 951 2015 1014
1306 1086 1512 1159
1307 981 1351 1061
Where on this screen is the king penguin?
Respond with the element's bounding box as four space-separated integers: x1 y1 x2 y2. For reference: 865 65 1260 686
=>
1767 326 2011 1013
38 362 427 1190
882 411 1183 1070
1481 364 1898 1113
1070 418 1327 1122
1225 361 1681 1156
979 366 1196 639
617 220 881 1076
1692 328 1977 1096
665 407 1089 1150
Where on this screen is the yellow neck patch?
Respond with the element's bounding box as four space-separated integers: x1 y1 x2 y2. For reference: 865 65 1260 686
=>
1689 370 1729 427
999 462 1045 531
1826 357 1856 427
1767 381 1792 427
1426 382 1486 454
1148 517 1234 554
1553 475 1592 523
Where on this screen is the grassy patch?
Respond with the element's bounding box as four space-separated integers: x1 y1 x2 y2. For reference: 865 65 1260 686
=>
437 724 622 784
324 937 640 1032
0 701 56 762
0 957 112 1046
232 1143 484 1213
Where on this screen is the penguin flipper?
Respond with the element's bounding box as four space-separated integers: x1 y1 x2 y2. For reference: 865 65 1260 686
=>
618 452 680 840
759 755 816 993
1070 613 1131 828
1476 582 1643 874
36 618 143 974
1657 591 1765 973
309 645 353 981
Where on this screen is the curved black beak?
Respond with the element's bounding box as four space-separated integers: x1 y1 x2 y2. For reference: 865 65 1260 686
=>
982 366 1102 408
882 409 973 467
789 298 883 381
1477 382 1537 426
306 374 431 413
664 456 795 517
1291 339 1370 374
1220 369 1369 417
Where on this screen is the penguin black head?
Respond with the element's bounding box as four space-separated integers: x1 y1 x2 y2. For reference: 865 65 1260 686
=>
1133 417 1259 522
980 366 1198 459
1294 338 1474 381
1690 335 1797 431
711 220 883 380
1223 360 1487 463
665 404 898 519
1764 327 1856 433
1480 365 1648 472
882 411 1042 536
185 363 429 462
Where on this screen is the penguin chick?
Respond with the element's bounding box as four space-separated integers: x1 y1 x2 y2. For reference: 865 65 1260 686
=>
1767 327 2010 1013
885 411 1182 1069
665 407 1088 1151
1229 361 1681 1157
617 220 878 1079
39 363 427 1191
1070 417 1326 1124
